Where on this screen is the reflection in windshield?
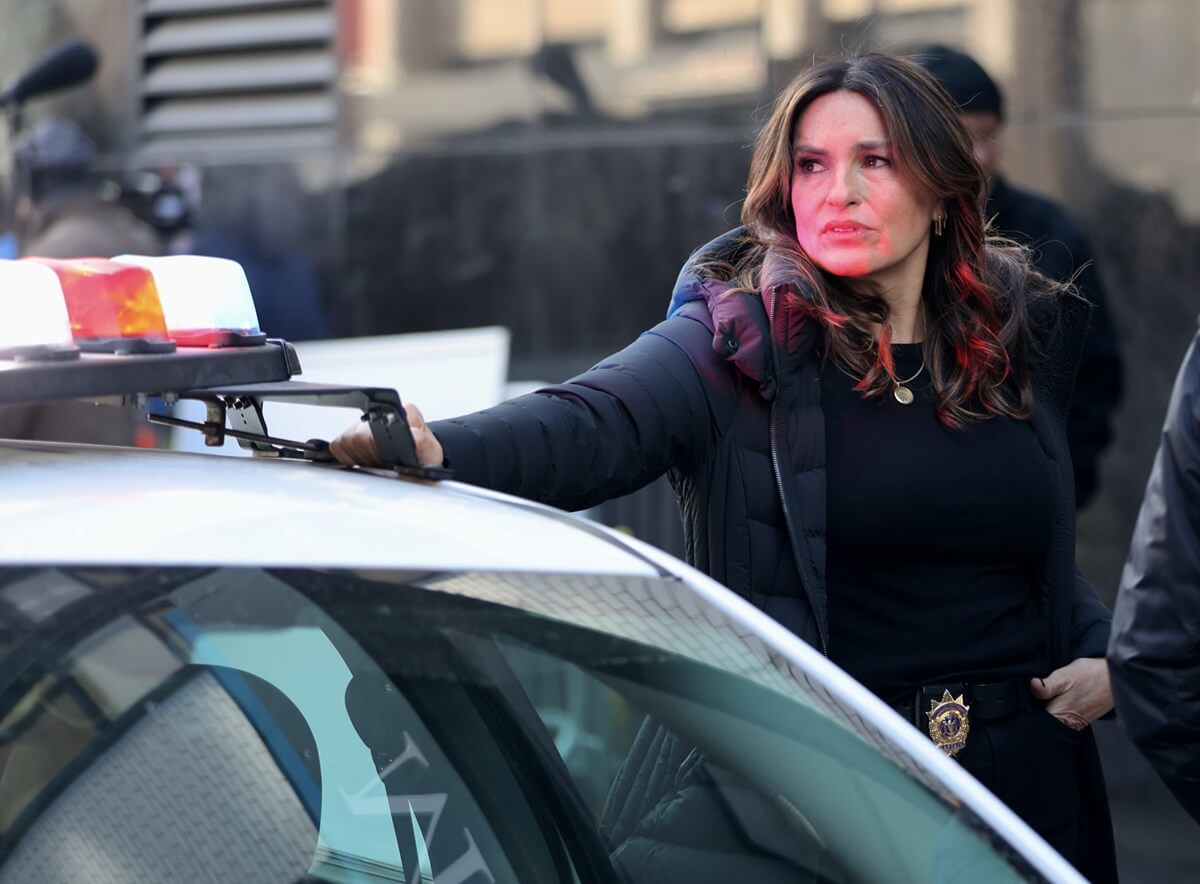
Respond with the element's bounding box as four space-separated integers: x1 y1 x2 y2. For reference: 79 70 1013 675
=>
416 570 951 792
0 567 1041 884
187 626 402 876
0 568 516 884
169 569 515 884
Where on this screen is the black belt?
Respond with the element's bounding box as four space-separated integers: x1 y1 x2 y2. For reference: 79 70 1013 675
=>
890 679 1037 731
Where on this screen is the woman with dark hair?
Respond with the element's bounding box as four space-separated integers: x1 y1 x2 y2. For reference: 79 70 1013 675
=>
334 53 1116 880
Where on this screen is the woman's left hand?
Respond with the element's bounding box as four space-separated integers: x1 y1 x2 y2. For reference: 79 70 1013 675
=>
1030 657 1113 731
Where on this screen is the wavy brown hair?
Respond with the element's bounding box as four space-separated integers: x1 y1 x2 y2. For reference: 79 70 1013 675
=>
704 52 1060 428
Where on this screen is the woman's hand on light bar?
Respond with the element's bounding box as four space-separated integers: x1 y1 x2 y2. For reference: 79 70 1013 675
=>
330 402 444 469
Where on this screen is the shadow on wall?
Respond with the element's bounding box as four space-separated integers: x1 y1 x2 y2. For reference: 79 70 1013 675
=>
340 42 755 363
343 134 747 364
1073 172 1200 606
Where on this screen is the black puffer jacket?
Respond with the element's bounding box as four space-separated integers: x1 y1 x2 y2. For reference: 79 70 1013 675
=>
434 229 1112 665
1109 330 1200 825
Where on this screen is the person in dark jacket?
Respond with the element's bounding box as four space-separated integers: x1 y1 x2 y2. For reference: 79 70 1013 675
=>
1109 331 1200 825
916 44 1123 509
333 53 1116 881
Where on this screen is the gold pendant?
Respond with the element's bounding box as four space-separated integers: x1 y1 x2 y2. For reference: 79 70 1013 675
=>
927 691 970 757
893 385 915 405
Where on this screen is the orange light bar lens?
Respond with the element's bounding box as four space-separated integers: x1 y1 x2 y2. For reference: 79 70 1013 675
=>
23 257 172 348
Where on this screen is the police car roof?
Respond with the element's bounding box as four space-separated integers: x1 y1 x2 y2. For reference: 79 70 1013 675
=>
0 441 662 576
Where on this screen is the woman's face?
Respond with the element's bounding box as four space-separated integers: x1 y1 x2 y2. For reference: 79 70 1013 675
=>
790 90 940 294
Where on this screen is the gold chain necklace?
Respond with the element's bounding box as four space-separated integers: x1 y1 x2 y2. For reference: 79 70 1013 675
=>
893 356 925 405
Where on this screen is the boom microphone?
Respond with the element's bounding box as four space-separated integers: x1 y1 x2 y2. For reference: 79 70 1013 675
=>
0 40 99 107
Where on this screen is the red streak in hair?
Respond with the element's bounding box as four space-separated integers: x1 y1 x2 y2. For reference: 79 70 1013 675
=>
945 254 1015 409
876 323 896 372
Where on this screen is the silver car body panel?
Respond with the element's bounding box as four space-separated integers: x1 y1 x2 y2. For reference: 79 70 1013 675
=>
0 442 658 576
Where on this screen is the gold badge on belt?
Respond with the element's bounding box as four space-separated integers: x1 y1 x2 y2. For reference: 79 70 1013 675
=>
926 690 970 757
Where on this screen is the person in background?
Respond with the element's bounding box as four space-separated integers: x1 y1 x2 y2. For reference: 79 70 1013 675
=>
1108 330 1200 826
332 53 1117 882
0 117 161 447
13 117 161 262
917 44 1123 509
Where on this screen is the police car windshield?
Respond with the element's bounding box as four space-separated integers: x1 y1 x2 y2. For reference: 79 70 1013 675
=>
0 567 1042 884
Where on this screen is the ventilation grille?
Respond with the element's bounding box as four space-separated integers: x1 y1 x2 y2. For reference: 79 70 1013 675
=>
138 0 337 161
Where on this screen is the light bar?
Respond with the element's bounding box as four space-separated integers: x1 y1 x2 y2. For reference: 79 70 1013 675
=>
25 257 175 354
0 260 78 361
112 255 266 348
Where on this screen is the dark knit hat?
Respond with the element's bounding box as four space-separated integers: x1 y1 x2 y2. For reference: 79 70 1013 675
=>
13 117 97 199
14 118 96 175
914 44 1004 119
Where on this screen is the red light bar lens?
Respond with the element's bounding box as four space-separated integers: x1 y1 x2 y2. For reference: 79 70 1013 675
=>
24 258 174 353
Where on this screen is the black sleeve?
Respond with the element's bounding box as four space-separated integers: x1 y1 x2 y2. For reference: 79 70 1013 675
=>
1108 331 1200 824
430 314 736 512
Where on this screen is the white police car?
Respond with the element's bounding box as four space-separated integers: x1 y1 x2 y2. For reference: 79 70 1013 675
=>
0 257 1083 883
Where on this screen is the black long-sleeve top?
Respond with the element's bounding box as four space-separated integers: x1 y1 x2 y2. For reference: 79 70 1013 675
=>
824 344 1053 701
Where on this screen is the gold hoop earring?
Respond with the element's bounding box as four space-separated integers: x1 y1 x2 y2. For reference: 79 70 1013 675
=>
933 215 945 237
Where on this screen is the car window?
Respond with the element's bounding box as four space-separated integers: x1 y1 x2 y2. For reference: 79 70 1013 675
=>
0 567 1042 884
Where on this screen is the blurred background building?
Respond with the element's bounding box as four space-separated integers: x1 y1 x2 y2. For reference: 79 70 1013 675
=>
0 1 1197 878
